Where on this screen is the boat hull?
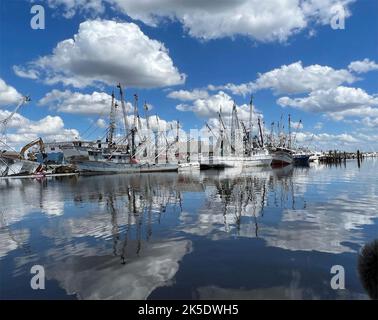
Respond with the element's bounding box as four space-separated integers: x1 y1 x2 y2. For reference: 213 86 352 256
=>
6 161 24 176
20 160 40 174
271 150 293 167
293 154 310 166
242 155 272 167
76 160 178 174
199 153 272 169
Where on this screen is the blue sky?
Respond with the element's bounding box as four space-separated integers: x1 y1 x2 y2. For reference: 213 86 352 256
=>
0 0 377 151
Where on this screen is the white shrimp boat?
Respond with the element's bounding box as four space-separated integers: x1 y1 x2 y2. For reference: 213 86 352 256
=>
199 150 272 169
75 149 178 174
242 150 272 167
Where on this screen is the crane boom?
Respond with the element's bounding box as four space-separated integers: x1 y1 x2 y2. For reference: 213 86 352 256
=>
1 96 31 138
19 137 45 160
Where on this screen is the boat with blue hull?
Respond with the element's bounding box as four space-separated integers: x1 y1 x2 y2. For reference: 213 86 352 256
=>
293 154 310 166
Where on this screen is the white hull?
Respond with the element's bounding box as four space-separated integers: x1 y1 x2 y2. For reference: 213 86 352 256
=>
199 151 272 168
178 162 200 171
6 161 24 176
76 160 178 174
309 155 320 162
242 155 272 167
20 160 40 174
0 158 40 176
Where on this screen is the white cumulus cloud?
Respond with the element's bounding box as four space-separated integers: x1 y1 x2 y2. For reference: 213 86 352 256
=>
348 58 378 74
14 20 185 88
1 112 80 148
0 78 23 106
277 86 378 119
176 90 262 126
208 61 356 96
12 66 39 80
38 89 130 115
43 0 354 43
167 89 209 101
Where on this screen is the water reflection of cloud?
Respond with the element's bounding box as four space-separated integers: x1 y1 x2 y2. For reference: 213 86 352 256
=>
45 239 191 300
262 195 378 253
180 164 378 255
196 284 366 300
0 228 30 259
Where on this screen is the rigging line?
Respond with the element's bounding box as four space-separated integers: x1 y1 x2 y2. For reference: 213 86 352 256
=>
84 123 102 141
80 107 108 139
0 138 18 153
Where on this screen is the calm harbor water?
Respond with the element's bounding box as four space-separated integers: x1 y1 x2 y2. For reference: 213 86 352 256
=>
0 159 377 300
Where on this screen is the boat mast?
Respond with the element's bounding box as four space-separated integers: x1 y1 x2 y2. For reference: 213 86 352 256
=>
107 91 117 148
292 119 302 149
258 117 264 148
117 83 129 138
130 94 140 158
231 103 237 155
288 114 291 149
144 102 150 130
155 114 159 164
249 95 253 153
270 121 275 147
218 107 225 157
133 94 139 130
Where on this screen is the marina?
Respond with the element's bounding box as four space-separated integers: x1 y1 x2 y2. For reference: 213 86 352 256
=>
2 89 375 179
1 0 377 304
1 81 377 301
0 158 377 299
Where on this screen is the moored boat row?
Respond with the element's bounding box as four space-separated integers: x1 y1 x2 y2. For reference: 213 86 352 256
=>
2 88 350 178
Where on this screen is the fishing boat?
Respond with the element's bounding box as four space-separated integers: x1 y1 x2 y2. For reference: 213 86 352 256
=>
270 147 293 167
75 86 182 174
292 150 310 166
267 115 298 167
309 151 322 162
76 149 178 174
201 97 272 169
200 153 272 168
242 149 272 167
293 153 310 166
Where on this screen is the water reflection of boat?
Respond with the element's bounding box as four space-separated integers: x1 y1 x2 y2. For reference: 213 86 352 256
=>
2 160 378 299
42 174 191 299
